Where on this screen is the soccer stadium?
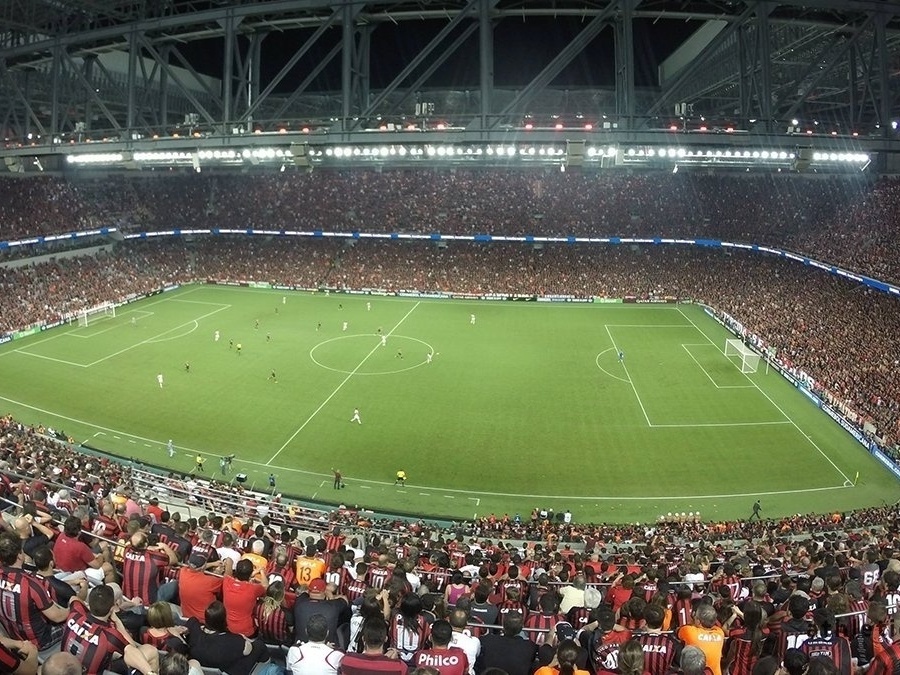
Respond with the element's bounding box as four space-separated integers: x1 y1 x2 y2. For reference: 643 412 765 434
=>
1 2 899 674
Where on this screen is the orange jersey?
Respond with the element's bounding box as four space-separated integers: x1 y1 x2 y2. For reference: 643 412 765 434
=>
294 556 326 585
678 624 725 675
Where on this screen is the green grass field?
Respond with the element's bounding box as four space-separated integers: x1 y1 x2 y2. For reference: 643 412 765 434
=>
0 284 896 523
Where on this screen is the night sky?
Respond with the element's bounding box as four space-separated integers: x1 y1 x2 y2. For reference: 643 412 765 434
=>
177 16 699 94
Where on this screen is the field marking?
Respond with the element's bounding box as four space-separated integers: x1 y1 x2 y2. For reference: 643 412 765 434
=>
0 392 850 502
168 299 233 307
266 301 422 465
595 348 630 383
12 349 89 368
145 320 201 344
85 307 230 367
676 307 852 485
310 334 435 375
68 311 156 339
651 421 793 428
680 344 755 389
604 325 652 426
0 286 206 357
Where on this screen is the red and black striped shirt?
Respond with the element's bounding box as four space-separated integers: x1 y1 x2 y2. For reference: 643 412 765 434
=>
346 576 369 604
325 567 351 596
122 545 170 604
726 627 767 675
801 632 852 674
633 631 682 675
523 612 565 646
254 601 292 645
61 600 130 675
0 566 59 648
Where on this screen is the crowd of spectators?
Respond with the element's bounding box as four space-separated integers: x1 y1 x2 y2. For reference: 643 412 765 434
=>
2 412 900 675
2 171 900 285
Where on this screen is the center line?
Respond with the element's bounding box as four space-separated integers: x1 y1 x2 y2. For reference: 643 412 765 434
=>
266 301 421 465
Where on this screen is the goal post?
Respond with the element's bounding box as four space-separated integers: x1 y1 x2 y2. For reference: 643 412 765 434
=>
77 302 116 327
724 338 761 374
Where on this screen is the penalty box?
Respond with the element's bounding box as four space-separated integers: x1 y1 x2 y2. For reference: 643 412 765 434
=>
608 324 785 427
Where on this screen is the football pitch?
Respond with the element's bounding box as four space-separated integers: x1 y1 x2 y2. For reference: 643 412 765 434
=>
0 285 896 524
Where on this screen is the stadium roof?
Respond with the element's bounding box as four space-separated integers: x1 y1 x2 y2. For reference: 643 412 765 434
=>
0 1 898 172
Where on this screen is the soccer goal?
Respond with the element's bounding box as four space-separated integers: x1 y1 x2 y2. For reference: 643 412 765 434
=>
724 338 761 374
77 302 116 327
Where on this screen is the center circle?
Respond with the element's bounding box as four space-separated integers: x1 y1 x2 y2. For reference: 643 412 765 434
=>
309 334 435 375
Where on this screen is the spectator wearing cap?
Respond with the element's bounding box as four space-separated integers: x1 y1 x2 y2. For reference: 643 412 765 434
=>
223 558 268 637
477 611 538 674
179 556 231 622
293 577 350 647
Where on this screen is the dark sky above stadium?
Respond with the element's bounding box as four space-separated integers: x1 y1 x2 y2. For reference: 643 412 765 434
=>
180 17 698 93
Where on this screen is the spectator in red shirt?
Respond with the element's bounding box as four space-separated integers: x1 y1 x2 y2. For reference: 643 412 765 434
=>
179 557 231 622
53 516 115 585
223 559 268 637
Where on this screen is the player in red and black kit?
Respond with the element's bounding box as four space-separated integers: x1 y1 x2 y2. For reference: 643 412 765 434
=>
800 608 852 674
633 604 682 675
0 532 69 650
61 585 160 675
122 532 177 604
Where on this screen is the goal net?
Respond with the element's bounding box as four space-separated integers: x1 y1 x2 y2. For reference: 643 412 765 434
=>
724 338 761 374
77 302 116 327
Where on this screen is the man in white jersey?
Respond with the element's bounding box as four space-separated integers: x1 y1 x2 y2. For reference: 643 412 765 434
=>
157 373 164 388
350 408 361 424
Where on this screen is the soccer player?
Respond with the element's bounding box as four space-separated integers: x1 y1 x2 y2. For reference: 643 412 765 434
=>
282 296 286 305
618 350 625 362
266 332 271 342
381 334 387 346
236 343 242 355
269 474 277 490
255 319 259 330
214 330 220 342
229 339 233 349
350 408 361 424
157 373 164 388
195 455 205 472
332 468 342 489
395 470 407 486
184 362 190 373
317 322 321 331
396 349 403 359
167 439 175 458
269 369 277 383
470 313 476 325
342 321 348 332
426 352 433 364
367 301 371 311
131 316 136 327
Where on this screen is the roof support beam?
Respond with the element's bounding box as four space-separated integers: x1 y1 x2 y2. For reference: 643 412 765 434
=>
60 48 122 131
0 59 45 136
240 10 340 123
781 17 873 121
272 40 342 121
355 0 488 126
478 0 494 130
494 3 617 126
138 37 217 127
646 4 755 118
